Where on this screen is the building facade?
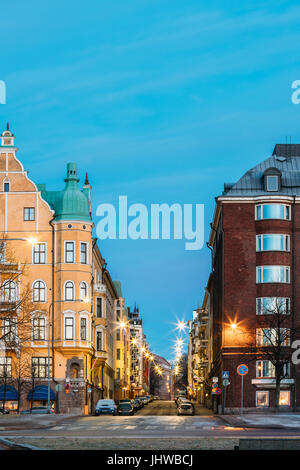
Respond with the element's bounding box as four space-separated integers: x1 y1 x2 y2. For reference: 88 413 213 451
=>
114 281 131 401
128 306 149 397
152 354 171 400
208 143 300 412
0 125 132 413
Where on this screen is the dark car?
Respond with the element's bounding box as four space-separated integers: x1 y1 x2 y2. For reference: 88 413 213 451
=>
118 402 134 416
133 398 142 411
119 399 135 408
21 406 54 414
0 408 9 414
139 396 149 405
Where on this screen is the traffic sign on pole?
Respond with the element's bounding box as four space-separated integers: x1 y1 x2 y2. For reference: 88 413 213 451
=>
222 371 229 379
237 364 248 415
215 388 221 395
237 364 248 376
222 379 230 387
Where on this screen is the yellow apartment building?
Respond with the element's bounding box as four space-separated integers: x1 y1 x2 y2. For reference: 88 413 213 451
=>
113 281 131 401
0 125 129 413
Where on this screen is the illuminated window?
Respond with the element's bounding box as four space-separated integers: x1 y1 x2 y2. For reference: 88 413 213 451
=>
279 391 290 406
256 391 269 407
0 357 12 377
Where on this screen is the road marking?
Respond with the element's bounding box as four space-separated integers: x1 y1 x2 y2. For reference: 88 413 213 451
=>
124 426 136 429
145 426 158 429
50 426 64 430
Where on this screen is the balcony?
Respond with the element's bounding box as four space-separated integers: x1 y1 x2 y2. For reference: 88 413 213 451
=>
95 349 108 360
94 283 106 294
0 301 17 312
251 378 294 388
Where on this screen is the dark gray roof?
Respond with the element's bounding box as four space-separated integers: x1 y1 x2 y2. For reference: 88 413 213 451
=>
223 144 300 197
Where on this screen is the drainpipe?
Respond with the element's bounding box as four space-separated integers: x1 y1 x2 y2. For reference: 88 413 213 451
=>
49 218 55 401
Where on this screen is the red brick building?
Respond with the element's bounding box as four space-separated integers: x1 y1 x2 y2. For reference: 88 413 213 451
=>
208 144 300 413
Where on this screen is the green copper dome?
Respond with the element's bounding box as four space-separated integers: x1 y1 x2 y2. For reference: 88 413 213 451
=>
38 163 92 222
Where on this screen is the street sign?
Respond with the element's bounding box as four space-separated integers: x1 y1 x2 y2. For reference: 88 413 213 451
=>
222 379 230 387
212 377 218 382
222 371 229 379
212 383 218 389
237 364 248 376
215 388 222 395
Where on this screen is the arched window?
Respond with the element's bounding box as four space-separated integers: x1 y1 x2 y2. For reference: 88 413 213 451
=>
64 281 74 301
2 280 16 302
79 281 88 300
33 281 46 302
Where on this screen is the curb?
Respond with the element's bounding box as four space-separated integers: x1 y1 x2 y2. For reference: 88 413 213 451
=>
0 437 44 450
217 414 300 430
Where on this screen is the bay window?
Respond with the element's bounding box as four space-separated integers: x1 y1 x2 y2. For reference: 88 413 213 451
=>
256 234 290 252
256 266 290 283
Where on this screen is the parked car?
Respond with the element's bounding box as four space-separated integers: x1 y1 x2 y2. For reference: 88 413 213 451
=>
95 399 117 416
21 406 54 414
176 397 189 407
146 395 153 402
117 402 134 416
0 408 9 414
175 391 186 405
177 401 195 416
139 396 149 405
133 398 143 411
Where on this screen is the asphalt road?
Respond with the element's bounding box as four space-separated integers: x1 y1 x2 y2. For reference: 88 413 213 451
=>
2 401 300 450
139 400 212 416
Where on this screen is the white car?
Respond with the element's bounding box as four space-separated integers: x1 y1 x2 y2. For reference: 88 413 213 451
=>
178 401 195 416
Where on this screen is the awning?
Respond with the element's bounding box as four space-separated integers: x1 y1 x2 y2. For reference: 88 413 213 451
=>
27 385 56 401
0 385 18 401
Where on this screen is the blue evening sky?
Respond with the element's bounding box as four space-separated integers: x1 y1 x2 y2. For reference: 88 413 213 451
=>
1 0 300 360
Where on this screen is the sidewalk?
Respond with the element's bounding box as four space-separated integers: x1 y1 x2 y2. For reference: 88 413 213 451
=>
219 412 300 429
0 413 80 430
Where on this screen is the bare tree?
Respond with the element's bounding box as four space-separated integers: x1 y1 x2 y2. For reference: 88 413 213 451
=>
0 235 43 411
243 296 299 410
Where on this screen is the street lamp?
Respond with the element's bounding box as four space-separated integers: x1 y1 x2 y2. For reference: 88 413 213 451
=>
47 297 89 413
